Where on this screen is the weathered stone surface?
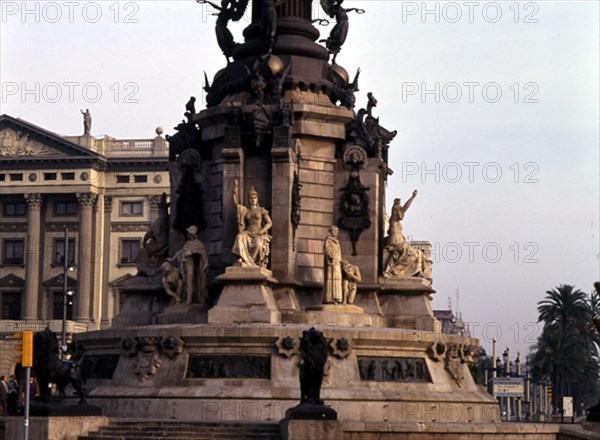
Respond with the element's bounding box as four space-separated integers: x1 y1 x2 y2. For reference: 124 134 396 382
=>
281 419 343 440
5 416 108 440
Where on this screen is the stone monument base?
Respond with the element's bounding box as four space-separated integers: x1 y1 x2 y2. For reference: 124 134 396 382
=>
288 303 383 327
378 279 440 331
209 266 281 323
154 303 208 324
4 415 108 440
280 419 343 440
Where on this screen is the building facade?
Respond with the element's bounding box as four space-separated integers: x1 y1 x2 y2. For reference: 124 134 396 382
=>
0 114 169 374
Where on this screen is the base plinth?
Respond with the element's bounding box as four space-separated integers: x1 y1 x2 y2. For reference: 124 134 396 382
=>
154 303 208 324
5 415 108 440
289 303 383 327
209 267 281 323
280 408 343 440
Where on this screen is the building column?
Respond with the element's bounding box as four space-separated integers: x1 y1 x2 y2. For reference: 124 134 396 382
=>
23 193 42 320
75 192 98 323
100 196 113 328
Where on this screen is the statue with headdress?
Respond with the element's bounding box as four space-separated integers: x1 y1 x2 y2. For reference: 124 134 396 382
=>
232 179 272 268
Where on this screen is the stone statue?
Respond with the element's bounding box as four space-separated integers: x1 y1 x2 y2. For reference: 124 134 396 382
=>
383 191 432 280
323 225 343 304
299 327 328 405
387 191 417 245
232 179 272 268
383 241 430 279
320 0 364 63
185 96 196 122
341 259 361 304
136 193 169 277
80 109 91 135
161 260 184 304
171 225 209 305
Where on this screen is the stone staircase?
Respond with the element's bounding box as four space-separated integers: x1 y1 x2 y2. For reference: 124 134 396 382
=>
79 420 282 440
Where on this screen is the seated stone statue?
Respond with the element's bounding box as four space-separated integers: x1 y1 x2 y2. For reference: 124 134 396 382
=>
232 179 272 268
170 225 209 305
383 241 430 279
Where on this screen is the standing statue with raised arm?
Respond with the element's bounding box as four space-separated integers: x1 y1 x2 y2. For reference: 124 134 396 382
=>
80 109 92 135
387 190 417 245
232 179 272 268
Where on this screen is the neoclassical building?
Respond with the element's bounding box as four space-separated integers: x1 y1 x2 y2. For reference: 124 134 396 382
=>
0 114 169 374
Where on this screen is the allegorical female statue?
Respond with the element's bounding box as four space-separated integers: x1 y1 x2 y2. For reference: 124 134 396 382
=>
232 179 272 268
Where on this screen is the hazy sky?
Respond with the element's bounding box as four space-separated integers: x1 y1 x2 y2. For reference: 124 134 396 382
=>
1 1 598 357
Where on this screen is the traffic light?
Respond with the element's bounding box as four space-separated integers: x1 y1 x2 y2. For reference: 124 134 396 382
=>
547 387 553 401
13 331 33 367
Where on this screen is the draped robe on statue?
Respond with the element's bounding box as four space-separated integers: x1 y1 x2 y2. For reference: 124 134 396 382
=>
323 234 343 303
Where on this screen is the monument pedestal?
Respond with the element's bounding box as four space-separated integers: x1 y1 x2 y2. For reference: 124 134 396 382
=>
288 303 384 327
378 277 440 331
280 403 341 440
154 303 209 324
209 266 281 323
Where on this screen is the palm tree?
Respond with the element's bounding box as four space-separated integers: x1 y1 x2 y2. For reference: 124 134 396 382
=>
532 284 600 412
538 284 589 335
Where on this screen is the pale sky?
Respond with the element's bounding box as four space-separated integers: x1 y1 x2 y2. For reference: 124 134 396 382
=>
1 1 599 357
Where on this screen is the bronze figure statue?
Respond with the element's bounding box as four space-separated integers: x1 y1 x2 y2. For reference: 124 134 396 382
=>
299 328 328 405
33 328 87 404
320 0 364 63
197 0 249 62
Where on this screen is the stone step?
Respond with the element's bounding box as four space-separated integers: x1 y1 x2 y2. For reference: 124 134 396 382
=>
81 420 282 440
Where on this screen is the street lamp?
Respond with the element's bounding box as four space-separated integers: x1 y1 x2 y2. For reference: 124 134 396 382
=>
61 226 75 358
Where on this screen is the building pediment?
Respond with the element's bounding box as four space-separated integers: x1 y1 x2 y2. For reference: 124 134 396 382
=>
42 274 77 288
0 114 104 163
0 274 25 289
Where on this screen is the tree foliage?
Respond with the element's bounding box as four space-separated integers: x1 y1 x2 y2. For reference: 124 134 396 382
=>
529 284 600 412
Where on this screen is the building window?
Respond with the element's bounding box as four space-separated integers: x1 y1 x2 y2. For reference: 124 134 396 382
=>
120 201 143 217
3 240 24 265
116 175 130 183
44 172 57 181
134 175 148 183
0 174 5 181
2 292 21 320
54 238 76 265
62 172 75 181
120 239 141 264
3 201 27 217
55 201 77 216
52 292 73 320
10 173 23 181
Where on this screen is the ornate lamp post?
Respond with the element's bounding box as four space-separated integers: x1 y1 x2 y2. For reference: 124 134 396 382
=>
61 226 75 357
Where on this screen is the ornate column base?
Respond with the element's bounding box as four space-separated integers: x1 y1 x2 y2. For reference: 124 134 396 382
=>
209 267 281 324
